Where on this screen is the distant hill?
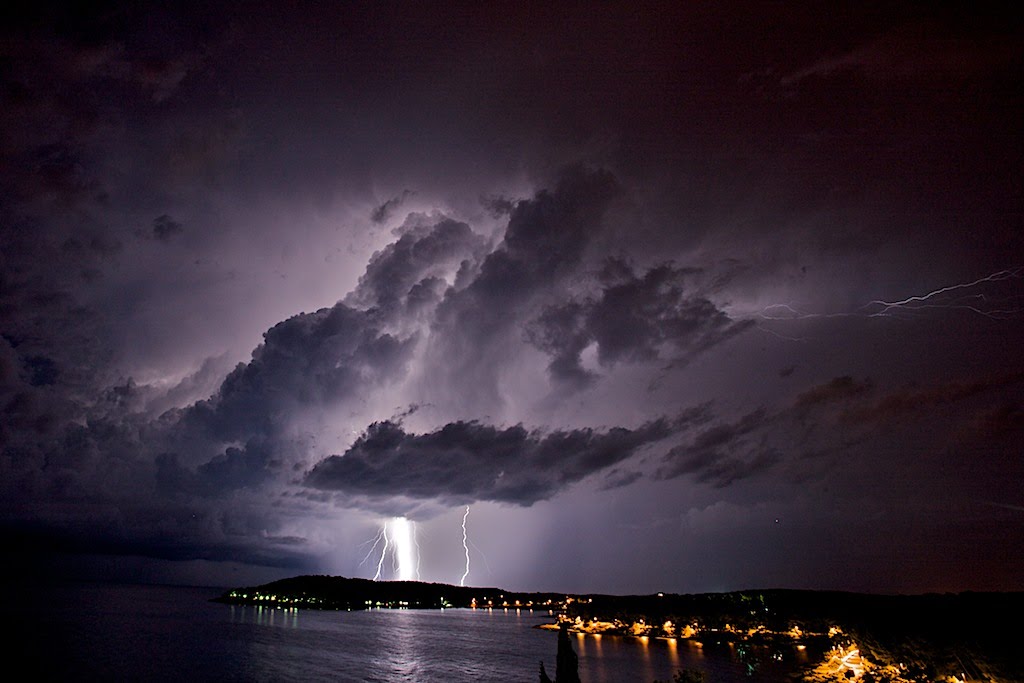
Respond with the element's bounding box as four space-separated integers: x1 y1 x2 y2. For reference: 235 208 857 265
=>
213 574 570 611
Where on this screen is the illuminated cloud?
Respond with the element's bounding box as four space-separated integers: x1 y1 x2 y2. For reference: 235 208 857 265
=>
305 416 681 507
527 259 751 388
370 190 415 224
1 2 1022 593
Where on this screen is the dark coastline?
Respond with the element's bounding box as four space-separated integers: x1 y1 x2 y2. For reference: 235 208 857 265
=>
216 577 1024 681
213 574 571 611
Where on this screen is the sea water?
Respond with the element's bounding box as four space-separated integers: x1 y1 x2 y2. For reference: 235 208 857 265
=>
12 582 813 681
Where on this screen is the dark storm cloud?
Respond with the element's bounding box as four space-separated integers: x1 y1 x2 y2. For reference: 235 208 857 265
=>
794 376 873 408
0 377 314 573
156 437 281 497
0 1 225 412
656 372 1024 490
305 416 679 507
370 190 414 224
599 468 643 491
837 372 1024 426
0 216 119 397
497 167 618 275
0 206 455 566
149 216 492 493
2 500 313 572
426 165 619 405
481 195 517 218
345 217 487 319
780 18 1021 87
527 259 751 387
183 304 416 443
2 0 1022 592
965 402 1024 441
0 1 217 208
151 214 183 241
0 1 219 94
526 301 595 389
143 354 233 416
657 409 775 487
3 166 635 566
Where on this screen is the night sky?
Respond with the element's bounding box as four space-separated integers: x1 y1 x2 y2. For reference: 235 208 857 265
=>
2 2 1023 594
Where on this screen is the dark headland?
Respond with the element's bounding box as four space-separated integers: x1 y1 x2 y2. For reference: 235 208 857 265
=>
214 574 567 611
215 577 1024 681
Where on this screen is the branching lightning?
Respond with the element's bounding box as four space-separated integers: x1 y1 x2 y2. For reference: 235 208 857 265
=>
759 267 1024 322
361 517 419 581
469 538 493 576
460 505 471 587
865 267 1024 319
374 521 390 581
755 324 810 342
359 526 387 567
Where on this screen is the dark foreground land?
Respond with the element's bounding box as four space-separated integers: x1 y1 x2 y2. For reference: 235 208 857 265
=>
216 576 1024 682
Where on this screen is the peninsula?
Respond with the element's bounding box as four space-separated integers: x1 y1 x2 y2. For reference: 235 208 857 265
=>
214 574 570 611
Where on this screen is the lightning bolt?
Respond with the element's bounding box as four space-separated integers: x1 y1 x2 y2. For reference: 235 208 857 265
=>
360 518 419 582
413 524 422 580
755 324 809 342
759 267 1024 322
758 303 856 320
390 517 417 581
460 506 471 587
359 527 387 567
374 521 390 581
469 538 493 577
866 267 1024 319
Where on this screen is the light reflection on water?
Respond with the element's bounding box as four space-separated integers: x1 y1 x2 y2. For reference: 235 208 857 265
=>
230 604 301 629
12 583 815 682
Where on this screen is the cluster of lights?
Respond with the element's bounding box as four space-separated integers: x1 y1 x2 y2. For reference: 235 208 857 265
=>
810 643 866 680
228 591 321 607
361 599 417 609
546 607 834 654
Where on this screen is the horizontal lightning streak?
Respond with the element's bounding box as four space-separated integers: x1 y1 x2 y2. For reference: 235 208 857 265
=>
759 267 1024 322
868 267 1023 314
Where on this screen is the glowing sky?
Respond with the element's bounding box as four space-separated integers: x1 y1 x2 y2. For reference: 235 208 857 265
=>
2 2 1022 593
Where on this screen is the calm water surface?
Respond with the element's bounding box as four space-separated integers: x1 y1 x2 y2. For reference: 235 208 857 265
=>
12 582 813 681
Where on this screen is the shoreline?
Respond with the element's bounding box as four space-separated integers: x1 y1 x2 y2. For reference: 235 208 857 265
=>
214 575 1024 682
